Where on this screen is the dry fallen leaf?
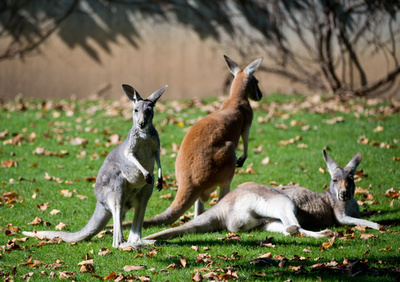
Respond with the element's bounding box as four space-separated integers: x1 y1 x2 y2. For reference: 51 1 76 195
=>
28 216 43 225
180 255 188 268
360 234 378 240
59 271 76 279
96 230 113 239
245 164 256 174
59 189 73 197
378 246 392 252
297 143 308 149
78 259 94 266
323 116 344 124
80 263 95 273
0 128 9 139
70 137 88 146
218 232 241 241
192 272 203 281
123 265 146 272
278 135 301 146
103 271 117 280
160 193 172 199
373 125 384 132
98 248 112 256
121 245 134 252
261 157 270 165
3 134 24 146
145 250 157 258
55 222 67 231
50 209 61 215
109 134 120 145
319 236 336 251
76 194 88 200
36 202 49 211
1 160 18 168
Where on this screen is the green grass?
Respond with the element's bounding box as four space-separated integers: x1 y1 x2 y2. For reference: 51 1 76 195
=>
1 94 399 281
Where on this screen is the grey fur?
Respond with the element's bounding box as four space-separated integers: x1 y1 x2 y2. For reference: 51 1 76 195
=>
23 84 167 248
144 150 380 240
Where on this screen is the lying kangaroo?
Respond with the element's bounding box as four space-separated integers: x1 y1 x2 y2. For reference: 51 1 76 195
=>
144 150 381 240
23 84 167 248
142 55 263 227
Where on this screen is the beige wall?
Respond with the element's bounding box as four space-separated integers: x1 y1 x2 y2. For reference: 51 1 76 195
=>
0 21 229 100
0 7 398 100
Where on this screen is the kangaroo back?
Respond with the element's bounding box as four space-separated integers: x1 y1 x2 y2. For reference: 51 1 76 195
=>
143 55 263 227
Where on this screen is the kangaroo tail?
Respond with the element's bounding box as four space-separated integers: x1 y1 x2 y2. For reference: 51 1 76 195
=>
143 186 201 228
144 207 223 240
22 202 111 243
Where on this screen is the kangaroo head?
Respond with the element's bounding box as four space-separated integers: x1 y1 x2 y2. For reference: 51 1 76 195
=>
224 55 263 101
322 150 362 201
122 84 167 130
322 150 361 201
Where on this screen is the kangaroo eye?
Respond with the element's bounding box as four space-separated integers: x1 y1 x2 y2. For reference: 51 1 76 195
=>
134 109 138 113
332 179 338 183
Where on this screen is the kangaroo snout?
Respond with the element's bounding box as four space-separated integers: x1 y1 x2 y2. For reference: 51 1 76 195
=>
253 88 263 101
338 189 349 201
138 121 146 129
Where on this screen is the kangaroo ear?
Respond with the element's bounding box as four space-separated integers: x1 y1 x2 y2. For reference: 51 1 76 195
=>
322 150 339 177
224 55 241 76
244 57 263 77
345 152 362 175
122 84 143 103
147 85 167 105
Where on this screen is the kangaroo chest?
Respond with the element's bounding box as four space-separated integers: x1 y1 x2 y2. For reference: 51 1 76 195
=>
121 133 158 184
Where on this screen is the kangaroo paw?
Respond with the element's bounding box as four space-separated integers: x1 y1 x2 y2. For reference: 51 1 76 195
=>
145 173 153 184
236 157 245 167
156 178 163 191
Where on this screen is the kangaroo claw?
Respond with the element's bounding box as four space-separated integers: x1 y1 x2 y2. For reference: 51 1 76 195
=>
236 157 245 167
156 178 163 191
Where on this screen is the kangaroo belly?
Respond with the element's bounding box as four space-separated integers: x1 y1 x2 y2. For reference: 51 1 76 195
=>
294 200 335 229
282 187 335 229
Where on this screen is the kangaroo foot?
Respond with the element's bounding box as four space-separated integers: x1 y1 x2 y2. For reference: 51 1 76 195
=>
286 225 300 236
320 229 334 237
118 240 154 250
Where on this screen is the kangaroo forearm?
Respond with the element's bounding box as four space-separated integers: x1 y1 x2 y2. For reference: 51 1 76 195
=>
126 153 149 176
338 215 380 229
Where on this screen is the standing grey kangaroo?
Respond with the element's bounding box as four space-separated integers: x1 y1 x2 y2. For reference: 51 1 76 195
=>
142 55 263 227
23 84 167 248
144 150 381 240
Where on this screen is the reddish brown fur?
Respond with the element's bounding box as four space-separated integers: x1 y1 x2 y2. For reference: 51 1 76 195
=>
142 56 263 227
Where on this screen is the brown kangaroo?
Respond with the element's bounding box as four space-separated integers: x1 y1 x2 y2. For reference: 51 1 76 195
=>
142 55 263 227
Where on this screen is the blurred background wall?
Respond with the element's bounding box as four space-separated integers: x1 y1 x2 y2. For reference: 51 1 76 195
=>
1 1 399 100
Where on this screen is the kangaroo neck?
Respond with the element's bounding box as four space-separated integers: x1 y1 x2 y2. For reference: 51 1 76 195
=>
223 74 249 108
129 125 152 141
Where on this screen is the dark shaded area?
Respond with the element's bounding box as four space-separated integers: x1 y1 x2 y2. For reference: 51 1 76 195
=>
1 0 400 96
0 0 235 63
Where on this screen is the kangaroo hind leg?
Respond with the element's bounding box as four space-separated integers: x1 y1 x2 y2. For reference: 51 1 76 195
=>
259 195 332 238
126 183 154 246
